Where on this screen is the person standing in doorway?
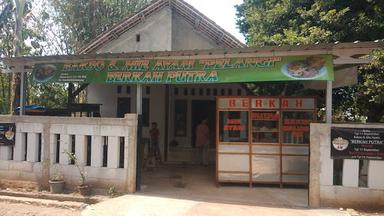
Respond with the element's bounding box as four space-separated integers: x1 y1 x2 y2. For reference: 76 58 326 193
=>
149 122 161 162
195 119 210 166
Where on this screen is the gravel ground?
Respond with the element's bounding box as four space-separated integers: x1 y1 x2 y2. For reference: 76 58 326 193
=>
0 201 80 216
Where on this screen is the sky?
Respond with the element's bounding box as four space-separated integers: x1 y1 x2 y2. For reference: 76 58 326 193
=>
183 0 246 43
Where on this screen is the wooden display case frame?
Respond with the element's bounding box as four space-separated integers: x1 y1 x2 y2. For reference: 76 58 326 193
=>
216 96 316 188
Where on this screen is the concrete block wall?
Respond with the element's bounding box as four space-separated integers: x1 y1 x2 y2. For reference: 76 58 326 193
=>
309 123 384 208
0 114 137 193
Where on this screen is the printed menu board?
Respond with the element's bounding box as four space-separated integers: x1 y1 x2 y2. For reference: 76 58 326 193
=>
282 112 313 144
0 123 16 146
252 111 279 143
219 111 249 142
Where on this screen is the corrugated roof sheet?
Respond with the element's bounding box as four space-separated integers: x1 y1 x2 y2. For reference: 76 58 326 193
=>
1 41 383 68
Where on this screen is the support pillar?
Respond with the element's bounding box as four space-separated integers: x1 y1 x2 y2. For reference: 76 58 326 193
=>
326 80 332 123
136 84 142 191
19 71 25 116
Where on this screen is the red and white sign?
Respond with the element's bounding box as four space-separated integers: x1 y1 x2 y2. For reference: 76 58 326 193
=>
251 98 279 109
218 98 250 109
280 98 315 110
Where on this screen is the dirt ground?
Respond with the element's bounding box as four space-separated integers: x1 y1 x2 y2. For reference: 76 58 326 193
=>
0 201 80 216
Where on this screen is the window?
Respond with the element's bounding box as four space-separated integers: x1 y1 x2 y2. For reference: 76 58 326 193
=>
199 88 203 96
191 88 195 96
117 85 122 94
174 88 179 96
117 97 131 118
126 86 131 94
213 88 218 96
206 88 211 96
221 89 225 96
228 89 233 96
136 34 141 42
184 88 188 96
237 89 242 96
146 86 150 95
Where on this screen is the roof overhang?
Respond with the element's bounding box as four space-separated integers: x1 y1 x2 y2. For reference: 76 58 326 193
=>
1 41 383 71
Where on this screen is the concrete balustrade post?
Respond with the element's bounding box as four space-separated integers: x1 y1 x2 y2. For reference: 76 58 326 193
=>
126 126 137 193
91 135 103 167
26 133 39 162
0 146 12 160
59 134 70 164
14 132 25 161
107 136 119 168
75 135 86 166
342 159 359 187
41 123 51 190
50 133 56 165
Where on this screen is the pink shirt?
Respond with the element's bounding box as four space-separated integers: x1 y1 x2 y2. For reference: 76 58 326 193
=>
196 123 209 146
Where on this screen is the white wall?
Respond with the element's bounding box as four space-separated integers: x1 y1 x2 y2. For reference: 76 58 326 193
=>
87 84 118 117
171 11 221 50
96 7 172 53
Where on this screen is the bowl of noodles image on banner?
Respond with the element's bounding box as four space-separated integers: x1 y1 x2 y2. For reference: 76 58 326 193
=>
281 56 327 80
33 64 57 82
332 137 349 151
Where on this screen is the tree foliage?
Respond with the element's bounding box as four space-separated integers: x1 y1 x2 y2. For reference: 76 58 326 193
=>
236 0 384 122
0 0 44 114
1 0 150 114
236 0 384 46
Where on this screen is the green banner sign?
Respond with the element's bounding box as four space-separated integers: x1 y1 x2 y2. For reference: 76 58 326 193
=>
32 55 334 84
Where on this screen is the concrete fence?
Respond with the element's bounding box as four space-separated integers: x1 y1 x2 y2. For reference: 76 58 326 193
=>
309 123 384 208
0 114 137 193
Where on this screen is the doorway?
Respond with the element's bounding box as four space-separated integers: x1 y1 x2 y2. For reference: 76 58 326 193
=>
191 100 216 148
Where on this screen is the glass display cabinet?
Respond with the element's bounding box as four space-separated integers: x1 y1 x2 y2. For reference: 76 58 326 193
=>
216 97 316 187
